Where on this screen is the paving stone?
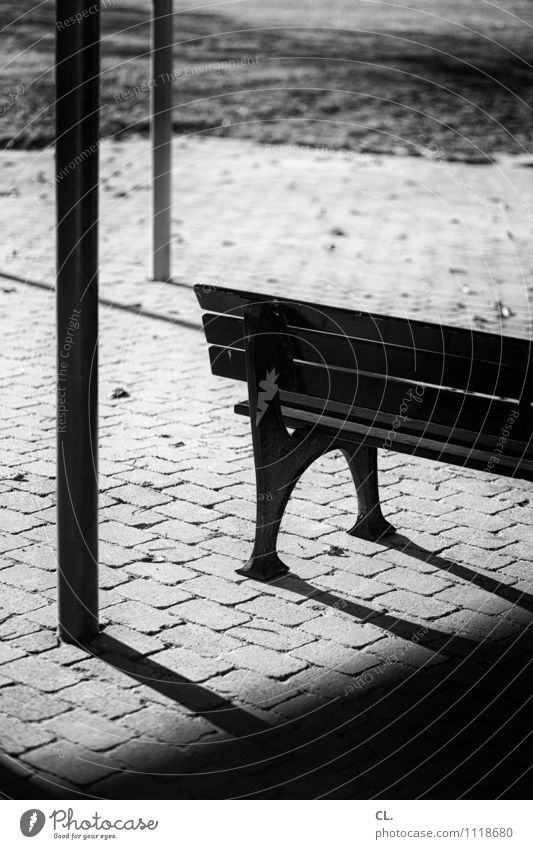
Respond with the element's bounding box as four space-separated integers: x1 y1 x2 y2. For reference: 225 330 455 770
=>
154 500 223 524
440 526 511 549
0 491 54 514
436 586 516 616
0 584 48 615
206 669 292 708
448 509 511 533
178 553 243 576
125 561 199 583
106 483 172 508
285 666 356 699
154 518 211 544
0 685 71 721
227 619 314 651
0 509 43 533
390 510 458 535
104 738 207 775
0 656 79 692
120 706 215 745
498 540 533 561
237 596 320 627
9 629 58 655
318 532 388 558
160 623 243 656
282 514 338 539
61 680 145 718
0 713 55 755
99 521 155 547
300 615 386 648
0 642 27 665
115 578 190 608
21 742 117 786
0 563 55 592
385 495 456 516
101 503 167 528
315 571 392 601
0 616 40 640
100 542 140 566
179 575 259 605
105 601 178 633
374 567 451 596
98 624 167 656
224 644 307 680
291 641 380 676
367 637 447 669
0 534 33 555
440 544 514 571
44 708 132 752
149 646 234 682
25 604 56 630
434 609 522 641
271 692 330 722
445 493 520 514
160 483 230 506
376 589 458 621
177 598 250 631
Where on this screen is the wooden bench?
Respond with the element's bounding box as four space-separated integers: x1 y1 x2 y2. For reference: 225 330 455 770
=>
195 285 533 581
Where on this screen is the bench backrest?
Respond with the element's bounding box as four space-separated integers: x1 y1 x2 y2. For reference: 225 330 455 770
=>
195 285 533 446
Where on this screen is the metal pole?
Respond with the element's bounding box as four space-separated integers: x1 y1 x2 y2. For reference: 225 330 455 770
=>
151 0 173 281
56 0 100 644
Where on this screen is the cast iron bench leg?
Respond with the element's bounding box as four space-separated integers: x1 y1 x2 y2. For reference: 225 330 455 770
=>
237 425 327 580
238 303 331 580
341 446 396 541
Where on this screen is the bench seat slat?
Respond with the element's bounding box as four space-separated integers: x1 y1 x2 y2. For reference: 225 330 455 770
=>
209 345 530 441
202 313 525 400
234 400 533 481
267 389 531 457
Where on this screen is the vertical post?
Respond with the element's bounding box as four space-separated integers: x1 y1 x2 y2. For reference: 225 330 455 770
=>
56 0 100 643
151 0 173 281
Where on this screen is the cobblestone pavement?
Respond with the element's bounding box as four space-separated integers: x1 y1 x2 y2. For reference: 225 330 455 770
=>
0 137 532 799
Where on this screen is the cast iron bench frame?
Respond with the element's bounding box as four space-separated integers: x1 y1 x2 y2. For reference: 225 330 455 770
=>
196 285 532 581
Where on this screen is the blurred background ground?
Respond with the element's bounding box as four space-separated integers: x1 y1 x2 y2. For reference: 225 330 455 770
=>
1 0 532 160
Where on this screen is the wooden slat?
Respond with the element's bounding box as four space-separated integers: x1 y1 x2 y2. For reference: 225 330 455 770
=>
209 345 530 441
256 388 530 457
202 312 525 400
195 284 531 369
234 400 533 482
